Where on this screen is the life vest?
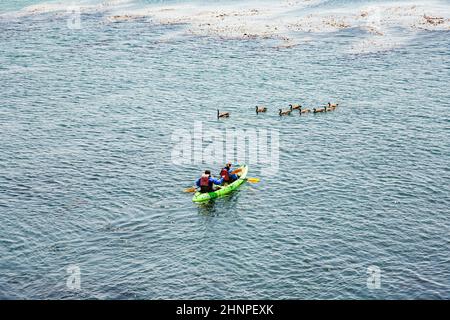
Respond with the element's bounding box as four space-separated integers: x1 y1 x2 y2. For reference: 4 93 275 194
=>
220 168 230 181
200 174 210 187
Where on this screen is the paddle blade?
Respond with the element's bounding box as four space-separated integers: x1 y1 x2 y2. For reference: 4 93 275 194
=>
230 168 243 175
247 178 260 183
183 187 197 193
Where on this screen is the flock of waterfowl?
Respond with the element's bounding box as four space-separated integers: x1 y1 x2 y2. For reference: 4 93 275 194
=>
217 102 339 119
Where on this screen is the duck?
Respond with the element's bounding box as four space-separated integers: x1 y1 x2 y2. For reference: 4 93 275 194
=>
217 110 230 119
279 109 292 116
256 106 268 114
313 107 326 113
299 107 311 114
289 104 302 111
328 102 339 108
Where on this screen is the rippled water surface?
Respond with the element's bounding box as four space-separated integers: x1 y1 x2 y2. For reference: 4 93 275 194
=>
0 0 449 299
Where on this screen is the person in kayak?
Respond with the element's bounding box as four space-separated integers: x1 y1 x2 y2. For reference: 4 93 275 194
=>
220 162 238 185
196 170 224 193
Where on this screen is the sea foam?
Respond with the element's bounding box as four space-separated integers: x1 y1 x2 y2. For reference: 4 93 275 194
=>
5 0 450 52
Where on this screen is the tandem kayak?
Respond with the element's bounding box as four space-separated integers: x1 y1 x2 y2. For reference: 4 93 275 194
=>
192 164 249 203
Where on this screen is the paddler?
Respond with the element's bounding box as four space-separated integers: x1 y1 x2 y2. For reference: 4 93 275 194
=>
219 162 238 185
196 170 224 193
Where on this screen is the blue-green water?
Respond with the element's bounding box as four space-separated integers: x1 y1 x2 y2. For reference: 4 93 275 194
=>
0 0 449 299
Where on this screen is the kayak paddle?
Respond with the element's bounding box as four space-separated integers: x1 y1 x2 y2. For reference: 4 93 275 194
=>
230 168 243 175
184 178 258 193
183 187 197 193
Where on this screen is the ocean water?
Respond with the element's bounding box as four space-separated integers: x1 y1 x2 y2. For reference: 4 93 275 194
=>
0 0 449 299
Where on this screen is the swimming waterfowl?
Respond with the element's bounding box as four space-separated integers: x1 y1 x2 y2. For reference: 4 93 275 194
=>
328 102 339 108
325 106 335 112
256 106 268 114
313 107 326 113
279 109 292 116
217 110 230 119
289 104 302 111
299 107 311 114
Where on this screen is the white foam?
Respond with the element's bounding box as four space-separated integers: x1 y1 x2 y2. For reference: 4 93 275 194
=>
10 0 135 17
3 0 450 53
108 0 450 37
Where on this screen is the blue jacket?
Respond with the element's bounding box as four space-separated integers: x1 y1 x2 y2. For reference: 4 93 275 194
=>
196 176 224 188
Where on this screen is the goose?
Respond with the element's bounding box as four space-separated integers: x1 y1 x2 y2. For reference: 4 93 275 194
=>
299 107 311 114
256 106 268 114
328 102 339 108
279 109 292 116
217 110 230 119
289 104 302 111
313 107 326 113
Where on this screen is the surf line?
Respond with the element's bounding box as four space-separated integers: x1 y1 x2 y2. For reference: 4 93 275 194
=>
176 304 210 318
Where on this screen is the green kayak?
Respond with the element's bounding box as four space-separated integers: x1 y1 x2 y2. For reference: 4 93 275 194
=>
192 165 249 203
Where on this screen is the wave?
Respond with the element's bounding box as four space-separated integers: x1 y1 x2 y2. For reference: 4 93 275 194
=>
2 0 450 52
110 0 450 52
0 0 136 16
